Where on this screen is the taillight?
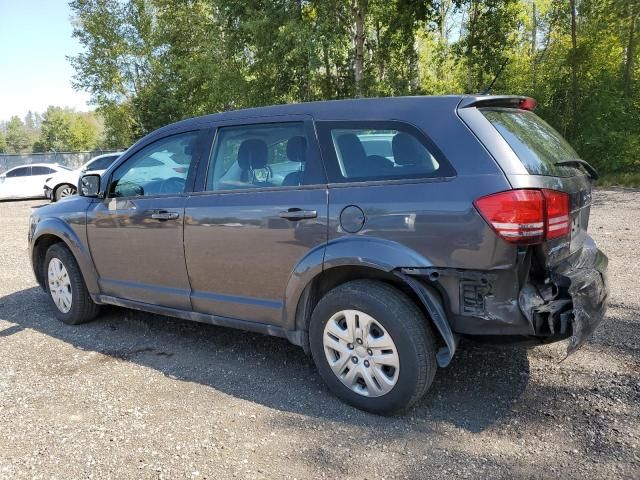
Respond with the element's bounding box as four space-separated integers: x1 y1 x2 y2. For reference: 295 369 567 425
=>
474 189 570 245
542 189 571 239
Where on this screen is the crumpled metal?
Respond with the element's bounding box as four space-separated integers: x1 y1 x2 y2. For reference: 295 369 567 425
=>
551 236 608 355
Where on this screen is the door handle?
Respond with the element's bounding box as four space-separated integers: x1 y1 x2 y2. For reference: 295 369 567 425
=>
278 208 318 221
150 210 180 221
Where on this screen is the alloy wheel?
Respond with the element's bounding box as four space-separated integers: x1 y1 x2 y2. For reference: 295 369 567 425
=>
48 258 72 313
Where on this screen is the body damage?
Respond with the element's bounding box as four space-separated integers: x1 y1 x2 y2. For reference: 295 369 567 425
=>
520 236 608 355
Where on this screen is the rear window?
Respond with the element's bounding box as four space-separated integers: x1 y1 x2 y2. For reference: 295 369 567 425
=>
317 121 454 183
481 108 581 177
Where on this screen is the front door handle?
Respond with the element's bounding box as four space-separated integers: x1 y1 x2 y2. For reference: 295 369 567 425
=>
150 210 180 221
278 208 318 221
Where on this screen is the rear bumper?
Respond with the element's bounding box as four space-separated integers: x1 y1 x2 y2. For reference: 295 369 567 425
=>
403 235 608 354
546 235 608 354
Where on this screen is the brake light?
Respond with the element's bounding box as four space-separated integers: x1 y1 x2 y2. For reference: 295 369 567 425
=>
173 167 187 174
542 189 571 239
519 98 537 110
474 189 570 245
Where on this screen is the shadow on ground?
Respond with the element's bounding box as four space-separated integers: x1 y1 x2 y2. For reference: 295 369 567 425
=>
0 286 530 432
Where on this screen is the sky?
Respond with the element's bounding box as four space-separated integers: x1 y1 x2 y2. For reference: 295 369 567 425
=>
0 0 92 122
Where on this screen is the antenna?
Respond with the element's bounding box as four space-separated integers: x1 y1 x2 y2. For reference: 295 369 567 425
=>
480 59 509 95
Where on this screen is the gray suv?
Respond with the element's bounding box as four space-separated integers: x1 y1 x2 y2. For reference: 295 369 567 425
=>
28 96 608 414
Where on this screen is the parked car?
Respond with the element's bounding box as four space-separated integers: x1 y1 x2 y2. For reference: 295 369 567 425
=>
0 163 72 200
28 96 608 414
44 152 123 201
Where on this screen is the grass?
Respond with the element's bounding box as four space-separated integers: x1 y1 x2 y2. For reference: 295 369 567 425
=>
595 172 640 188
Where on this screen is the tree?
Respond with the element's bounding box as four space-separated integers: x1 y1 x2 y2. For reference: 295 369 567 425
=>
34 107 103 152
0 130 7 153
5 116 32 153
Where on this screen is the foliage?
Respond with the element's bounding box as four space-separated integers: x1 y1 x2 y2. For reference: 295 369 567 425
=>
68 0 640 179
4 117 34 153
0 108 104 154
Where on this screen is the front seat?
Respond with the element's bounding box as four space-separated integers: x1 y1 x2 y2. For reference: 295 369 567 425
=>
282 136 307 186
237 138 268 183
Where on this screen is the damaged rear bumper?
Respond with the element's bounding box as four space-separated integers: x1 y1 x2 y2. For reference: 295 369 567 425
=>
520 235 608 354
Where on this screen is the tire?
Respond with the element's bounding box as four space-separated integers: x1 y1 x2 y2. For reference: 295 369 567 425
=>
309 280 437 415
54 184 76 201
43 243 100 325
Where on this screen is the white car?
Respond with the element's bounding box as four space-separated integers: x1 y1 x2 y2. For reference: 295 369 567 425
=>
44 152 123 201
0 163 72 201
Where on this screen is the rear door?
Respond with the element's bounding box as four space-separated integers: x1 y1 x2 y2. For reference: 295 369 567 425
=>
183 118 328 326
30 166 58 197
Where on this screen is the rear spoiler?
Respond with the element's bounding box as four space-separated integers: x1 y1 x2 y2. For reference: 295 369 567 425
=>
458 95 537 111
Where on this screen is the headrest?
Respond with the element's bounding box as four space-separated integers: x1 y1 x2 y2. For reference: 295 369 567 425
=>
336 133 366 162
287 136 307 163
392 132 424 166
237 139 268 170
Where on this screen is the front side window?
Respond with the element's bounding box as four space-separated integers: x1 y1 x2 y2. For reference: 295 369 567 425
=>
317 121 453 183
110 132 199 198
207 122 322 191
6 167 30 178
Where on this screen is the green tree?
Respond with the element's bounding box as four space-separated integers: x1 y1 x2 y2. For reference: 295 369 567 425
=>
5 116 33 153
34 106 103 152
0 130 7 153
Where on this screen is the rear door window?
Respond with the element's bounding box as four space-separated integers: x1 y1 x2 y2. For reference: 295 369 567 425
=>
480 108 582 177
32 166 55 175
206 122 325 191
316 121 454 183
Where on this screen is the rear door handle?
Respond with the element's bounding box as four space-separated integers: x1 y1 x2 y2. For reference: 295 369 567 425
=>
278 208 317 221
150 210 180 221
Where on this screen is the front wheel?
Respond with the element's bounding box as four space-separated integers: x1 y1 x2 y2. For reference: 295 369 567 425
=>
44 243 100 325
309 280 437 415
54 184 76 201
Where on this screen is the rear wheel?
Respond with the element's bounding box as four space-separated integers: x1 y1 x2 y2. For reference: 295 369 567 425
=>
54 184 76 201
44 243 99 325
309 280 437 415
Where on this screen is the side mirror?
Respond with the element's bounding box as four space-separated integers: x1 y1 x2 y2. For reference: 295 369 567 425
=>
79 174 101 198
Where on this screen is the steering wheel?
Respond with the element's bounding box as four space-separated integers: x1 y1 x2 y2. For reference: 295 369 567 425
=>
159 177 186 194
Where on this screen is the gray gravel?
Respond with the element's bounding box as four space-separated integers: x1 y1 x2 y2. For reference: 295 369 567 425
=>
0 189 638 480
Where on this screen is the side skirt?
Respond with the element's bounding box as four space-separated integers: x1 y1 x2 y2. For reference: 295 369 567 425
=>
96 294 299 343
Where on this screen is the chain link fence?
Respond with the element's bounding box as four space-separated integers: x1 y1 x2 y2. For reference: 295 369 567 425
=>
0 150 121 174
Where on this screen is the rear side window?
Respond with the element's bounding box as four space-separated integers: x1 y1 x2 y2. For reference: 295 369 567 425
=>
481 109 581 177
32 166 55 175
317 121 454 183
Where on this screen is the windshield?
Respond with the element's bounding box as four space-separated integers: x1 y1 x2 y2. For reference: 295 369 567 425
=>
481 108 582 177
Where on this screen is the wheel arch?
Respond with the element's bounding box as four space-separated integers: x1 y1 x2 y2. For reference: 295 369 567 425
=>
284 237 457 366
31 219 99 295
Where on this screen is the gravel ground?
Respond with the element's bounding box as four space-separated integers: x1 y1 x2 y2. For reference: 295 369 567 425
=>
0 189 638 480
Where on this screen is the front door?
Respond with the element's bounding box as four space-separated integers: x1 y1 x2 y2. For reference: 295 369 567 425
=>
184 120 328 326
86 130 206 310
2 166 31 198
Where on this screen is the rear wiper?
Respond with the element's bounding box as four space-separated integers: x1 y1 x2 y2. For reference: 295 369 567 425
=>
555 159 599 181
